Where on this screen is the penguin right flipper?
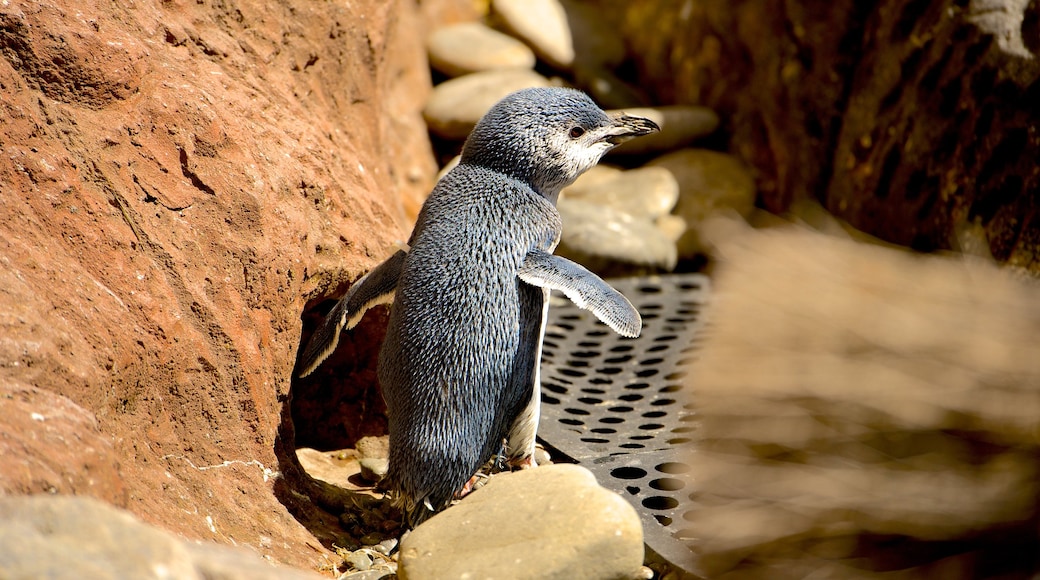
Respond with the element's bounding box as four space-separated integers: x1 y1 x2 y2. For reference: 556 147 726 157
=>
297 248 408 377
517 249 642 338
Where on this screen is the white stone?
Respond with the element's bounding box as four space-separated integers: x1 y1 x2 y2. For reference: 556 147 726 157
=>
423 69 551 139
427 23 536 78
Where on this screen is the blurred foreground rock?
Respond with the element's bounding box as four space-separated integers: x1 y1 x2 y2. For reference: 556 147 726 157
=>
686 222 1040 578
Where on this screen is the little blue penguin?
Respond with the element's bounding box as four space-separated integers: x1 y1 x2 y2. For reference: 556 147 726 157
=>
298 87 659 526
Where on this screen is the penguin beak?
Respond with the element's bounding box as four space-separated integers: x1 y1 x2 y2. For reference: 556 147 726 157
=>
601 114 660 146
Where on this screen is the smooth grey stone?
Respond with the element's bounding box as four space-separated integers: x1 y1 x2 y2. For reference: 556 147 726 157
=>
372 538 397 556
423 69 551 139
563 166 679 219
608 106 720 156
338 570 393 580
343 550 373 571
427 22 536 78
558 197 678 270
398 464 644 580
492 0 574 70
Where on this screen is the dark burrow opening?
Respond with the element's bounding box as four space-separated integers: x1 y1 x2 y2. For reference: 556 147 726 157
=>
270 293 400 560
290 298 391 452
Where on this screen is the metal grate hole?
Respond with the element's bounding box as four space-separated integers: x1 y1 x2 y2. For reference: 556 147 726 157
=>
538 274 709 574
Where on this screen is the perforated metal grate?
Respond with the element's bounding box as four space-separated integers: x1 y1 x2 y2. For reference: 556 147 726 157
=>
538 273 709 574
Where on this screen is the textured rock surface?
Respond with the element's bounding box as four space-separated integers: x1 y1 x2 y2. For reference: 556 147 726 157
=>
0 495 327 580
616 1 1040 271
686 221 1040 577
398 464 645 580
0 380 126 505
0 0 433 571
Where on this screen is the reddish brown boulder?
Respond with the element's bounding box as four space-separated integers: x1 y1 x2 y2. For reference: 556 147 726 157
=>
0 0 434 571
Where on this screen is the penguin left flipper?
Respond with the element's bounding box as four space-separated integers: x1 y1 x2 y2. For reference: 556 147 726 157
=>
297 248 408 377
518 249 642 338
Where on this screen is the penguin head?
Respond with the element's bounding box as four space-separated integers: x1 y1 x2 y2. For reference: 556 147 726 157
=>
460 87 659 201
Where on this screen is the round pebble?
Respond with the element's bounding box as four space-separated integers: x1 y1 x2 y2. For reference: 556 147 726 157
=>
398 465 644 580
563 166 679 219
372 538 398 556
608 106 720 156
492 0 574 70
427 22 536 78
358 457 388 482
534 445 553 465
344 551 372 571
338 570 393 580
423 69 551 139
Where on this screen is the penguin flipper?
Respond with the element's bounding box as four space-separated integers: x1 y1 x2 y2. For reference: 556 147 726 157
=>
518 249 642 337
297 248 408 377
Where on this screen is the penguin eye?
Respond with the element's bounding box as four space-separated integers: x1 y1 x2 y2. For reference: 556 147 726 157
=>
568 126 585 139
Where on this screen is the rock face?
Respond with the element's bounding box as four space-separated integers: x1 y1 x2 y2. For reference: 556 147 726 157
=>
686 221 1040 577
617 1 1040 271
0 0 434 571
397 464 645 580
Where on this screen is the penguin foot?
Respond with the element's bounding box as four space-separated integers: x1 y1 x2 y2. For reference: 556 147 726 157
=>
455 472 487 499
508 455 537 470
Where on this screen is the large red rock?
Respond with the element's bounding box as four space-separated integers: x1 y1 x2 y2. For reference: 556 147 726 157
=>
0 0 434 571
